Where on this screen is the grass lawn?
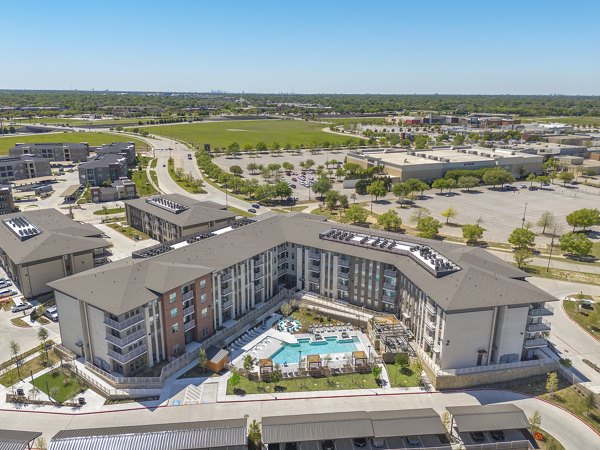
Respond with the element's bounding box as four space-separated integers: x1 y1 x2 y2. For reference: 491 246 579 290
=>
11 317 31 328
524 265 600 286
33 369 87 403
227 206 254 217
0 132 149 155
150 158 158 168
593 242 600 259
385 363 421 388
108 223 149 240
131 169 158 196
167 158 205 194
135 120 365 149
541 385 600 434
150 170 159 188
228 371 379 395
563 300 600 339
272 206 308 214
8 117 161 127
309 206 376 225
536 429 565 450
0 352 59 387
93 207 125 216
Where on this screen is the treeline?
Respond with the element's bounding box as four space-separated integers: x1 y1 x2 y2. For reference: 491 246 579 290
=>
3 90 600 118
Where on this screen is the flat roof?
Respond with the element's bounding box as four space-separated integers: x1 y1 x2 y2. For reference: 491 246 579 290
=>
446 405 529 432
368 409 446 437
49 419 247 450
12 175 56 186
60 185 82 197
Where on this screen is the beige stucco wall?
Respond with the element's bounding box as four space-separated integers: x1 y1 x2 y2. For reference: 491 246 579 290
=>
493 306 528 364
55 291 85 357
441 310 494 370
20 258 65 298
71 251 96 274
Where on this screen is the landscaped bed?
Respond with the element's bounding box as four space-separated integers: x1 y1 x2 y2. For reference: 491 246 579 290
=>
385 362 421 388
33 369 87 403
563 299 600 339
0 352 59 387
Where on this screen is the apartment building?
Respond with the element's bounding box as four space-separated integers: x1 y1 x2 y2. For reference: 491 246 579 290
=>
50 213 556 382
0 155 52 184
90 177 137 203
0 209 110 298
92 142 137 166
9 142 90 162
0 185 15 215
78 154 128 186
124 194 236 242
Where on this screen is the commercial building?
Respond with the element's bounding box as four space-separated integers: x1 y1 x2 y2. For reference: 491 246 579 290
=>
78 154 128 187
50 213 556 385
0 185 15 215
9 142 89 162
505 142 588 159
0 155 52 184
124 194 236 242
90 177 137 203
347 147 543 182
92 142 137 166
0 209 110 298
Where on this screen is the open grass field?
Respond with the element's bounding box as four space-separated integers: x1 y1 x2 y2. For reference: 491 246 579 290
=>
33 369 87 403
136 120 365 148
563 300 600 339
0 131 149 154
0 352 59 387
520 116 600 127
8 117 160 126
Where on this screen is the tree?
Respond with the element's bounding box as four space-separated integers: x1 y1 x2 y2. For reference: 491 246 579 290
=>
9 340 20 378
35 437 47 450
282 162 294 171
269 369 282 384
526 173 537 187
324 190 339 211
536 211 556 235
339 194 349 210
416 216 442 239
345 205 368 224
371 365 382 380
230 165 243 176
452 134 465 146
392 182 412 207
377 210 402 232
255 142 267 153
482 168 515 187
198 348 208 372
431 178 451 194
404 178 429 198
413 134 430 149
312 177 332 199
559 232 593 257
230 369 241 392
508 228 536 249
248 419 262 450
457 176 480 191
462 224 484 245
529 410 542 435
37 327 49 361
226 142 240 157
242 142 254 154
441 206 458 224
247 162 259 174
273 181 292 200
557 171 575 185
243 354 257 372
267 163 281 176
280 302 293 317
366 179 387 201
513 248 533 268
305 159 315 170
545 371 559 397
566 208 600 231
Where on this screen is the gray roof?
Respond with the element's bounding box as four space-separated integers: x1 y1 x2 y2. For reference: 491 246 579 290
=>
262 412 373 443
368 409 446 437
446 405 530 432
124 194 235 228
49 419 247 450
0 429 42 450
206 345 229 364
80 153 125 169
49 213 556 315
0 209 109 265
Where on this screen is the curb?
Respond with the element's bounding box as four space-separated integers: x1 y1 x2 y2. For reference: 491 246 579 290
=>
561 300 600 343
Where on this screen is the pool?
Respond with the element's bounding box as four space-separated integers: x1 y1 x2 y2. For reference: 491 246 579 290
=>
270 336 359 365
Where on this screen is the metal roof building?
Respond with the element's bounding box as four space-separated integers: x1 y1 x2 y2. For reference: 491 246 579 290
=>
446 404 530 432
0 429 42 450
368 409 446 437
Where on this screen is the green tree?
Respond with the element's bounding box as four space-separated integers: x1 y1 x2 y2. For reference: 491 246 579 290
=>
282 162 294 171
566 208 600 231
273 181 293 200
242 142 254 153
431 178 456 193
559 232 593 257
413 134 430 149
457 176 480 191
513 248 533 268
304 159 316 170
508 227 536 249
247 162 259 174
230 369 241 392
243 354 257 372
526 173 537 187
269 369 282 384
248 419 262 450
267 163 281 176
312 177 332 199
37 327 49 362
441 206 458 224
536 211 556 235
226 142 240 157
255 142 267 152
392 182 412 207
404 178 429 198
324 190 339 211
462 224 484 245
529 410 542 435
545 371 559 397
377 210 402 232
557 171 575 185
544 157 559 171
198 348 208 372
452 134 465 146
339 194 349 210
371 365 382 380
482 168 515 187
366 179 387 201
230 165 243 176
416 216 442 239
345 205 368 224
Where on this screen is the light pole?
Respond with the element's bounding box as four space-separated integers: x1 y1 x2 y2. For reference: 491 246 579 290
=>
367 345 371 365
521 202 528 228
547 225 557 270
298 350 302 369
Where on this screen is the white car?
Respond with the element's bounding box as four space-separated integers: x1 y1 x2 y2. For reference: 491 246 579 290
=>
45 305 59 321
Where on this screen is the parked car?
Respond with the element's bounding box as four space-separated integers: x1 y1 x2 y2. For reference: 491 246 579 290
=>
187 154 193 160
353 438 367 447
321 441 334 450
251 204 261 209
371 438 385 448
520 184 527 188
291 177 297 182
490 430 505 441
45 305 59 321
290 184 297 189
12 302 33 313
470 432 485 442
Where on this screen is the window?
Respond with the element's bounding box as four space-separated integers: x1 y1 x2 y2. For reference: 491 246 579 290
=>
171 323 179 334
200 279 207 289
201 308 208 317
203 327 209 337
200 294 207 303
170 308 178 319
169 293 176 303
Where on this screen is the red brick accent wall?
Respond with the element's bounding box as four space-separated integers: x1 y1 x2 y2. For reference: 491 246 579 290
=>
194 274 215 341
160 289 186 360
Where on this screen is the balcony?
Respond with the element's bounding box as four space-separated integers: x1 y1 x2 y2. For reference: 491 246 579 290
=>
423 334 434 345
221 299 233 309
107 344 147 364
528 304 554 317
523 338 548 348
382 294 395 304
221 272 233 282
526 320 551 333
254 282 264 291
104 313 144 331
308 251 321 261
425 303 437 316
338 283 349 292
309 275 320 284
221 286 233 296
182 291 194 302
338 270 349 279
384 269 397 278
383 282 396 291
309 262 321 271
254 270 264 279
184 320 196 332
183 304 195 317
338 259 351 268
253 258 264 267
424 319 436 331
105 329 146 348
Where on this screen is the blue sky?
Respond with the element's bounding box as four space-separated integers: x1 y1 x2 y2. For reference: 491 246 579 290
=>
3 0 599 94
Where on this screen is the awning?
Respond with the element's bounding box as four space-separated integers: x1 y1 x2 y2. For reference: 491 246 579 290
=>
262 412 373 443
48 419 247 450
368 409 446 437
60 185 82 197
446 405 529 432
0 429 42 450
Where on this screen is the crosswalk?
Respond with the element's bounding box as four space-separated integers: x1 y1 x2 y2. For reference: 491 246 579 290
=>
183 384 203 405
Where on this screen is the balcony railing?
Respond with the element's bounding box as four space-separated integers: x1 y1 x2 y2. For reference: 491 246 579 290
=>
383 282 396 291
182 291 194 302
105 329 146 348
338 284 349 292
104 313 144 331
338 259 351 268
423 334 434 345
526 320 551 333
221 286 233 296
384 269 397 278
338 270 349 279
308 252 321 261
254 283 264 291
107 344 147 364
309 275 320 284
221 272 233 282
382 294 395 304
254 270 264 279
528 305 554 316
523 338 548 348
184 320 196 332
425 303 437 316
309 262 321 271
253 258 264 267
183 305 195 317
221 299 233 309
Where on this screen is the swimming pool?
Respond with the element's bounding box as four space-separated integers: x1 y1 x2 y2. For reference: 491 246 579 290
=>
270 336 359 365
